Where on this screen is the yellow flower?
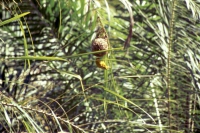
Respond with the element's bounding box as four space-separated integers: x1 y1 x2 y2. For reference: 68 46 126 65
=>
96 58 109 70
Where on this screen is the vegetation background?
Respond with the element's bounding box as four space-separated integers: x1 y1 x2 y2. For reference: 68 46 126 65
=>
0 0 200 132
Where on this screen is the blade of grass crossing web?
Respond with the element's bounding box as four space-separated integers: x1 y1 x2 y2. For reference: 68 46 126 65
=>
8 56 67 61
8 48 123 60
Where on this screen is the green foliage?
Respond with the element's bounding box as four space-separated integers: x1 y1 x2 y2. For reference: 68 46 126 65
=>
0 0 200 132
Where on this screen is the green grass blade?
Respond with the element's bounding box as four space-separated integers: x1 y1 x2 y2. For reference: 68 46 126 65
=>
8 56 67 61
0 12 30 26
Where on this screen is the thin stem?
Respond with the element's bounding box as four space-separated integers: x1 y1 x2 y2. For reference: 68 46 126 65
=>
168 0 177 131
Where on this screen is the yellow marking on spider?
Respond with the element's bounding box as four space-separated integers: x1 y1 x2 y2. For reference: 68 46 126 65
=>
96 58 109 70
